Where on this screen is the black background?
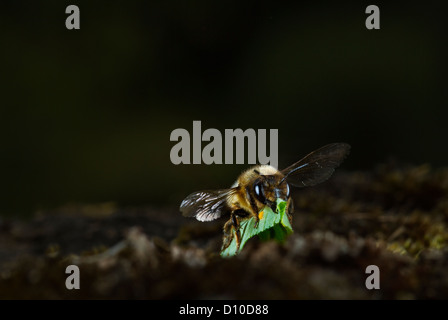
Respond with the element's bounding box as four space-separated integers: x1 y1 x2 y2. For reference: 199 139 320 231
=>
1 1 446 216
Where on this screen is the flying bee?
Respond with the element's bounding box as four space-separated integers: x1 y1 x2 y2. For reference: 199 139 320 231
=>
180 143 351 251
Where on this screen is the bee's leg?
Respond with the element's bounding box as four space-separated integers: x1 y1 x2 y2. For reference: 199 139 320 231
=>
222 219 234 250
231 213 242 251
287 199 294 224
244 186 260 228
253 212 260 229
221 212 243 251
270 202 278 214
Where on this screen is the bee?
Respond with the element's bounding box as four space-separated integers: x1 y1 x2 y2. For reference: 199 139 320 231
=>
180 143 350 251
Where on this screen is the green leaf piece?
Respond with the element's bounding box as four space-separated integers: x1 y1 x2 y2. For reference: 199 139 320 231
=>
220 198 293 257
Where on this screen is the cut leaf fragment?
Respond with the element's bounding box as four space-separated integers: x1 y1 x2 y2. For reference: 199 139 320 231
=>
220 198 293 257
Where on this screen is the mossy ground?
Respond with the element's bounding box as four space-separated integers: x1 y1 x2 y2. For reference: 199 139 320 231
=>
1 164 448 299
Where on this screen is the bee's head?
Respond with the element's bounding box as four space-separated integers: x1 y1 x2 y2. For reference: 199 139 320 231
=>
252 173 290 212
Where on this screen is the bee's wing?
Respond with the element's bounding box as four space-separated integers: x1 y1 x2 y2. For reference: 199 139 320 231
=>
179 188 235 222
281 143 350 187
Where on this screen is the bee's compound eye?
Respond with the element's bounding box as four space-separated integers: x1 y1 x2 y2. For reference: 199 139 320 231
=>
286 183 290 198
253 182 266 203
254 184 261 196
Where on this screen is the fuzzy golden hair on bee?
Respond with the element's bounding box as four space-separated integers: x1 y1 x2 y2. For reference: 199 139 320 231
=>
180 143 350 250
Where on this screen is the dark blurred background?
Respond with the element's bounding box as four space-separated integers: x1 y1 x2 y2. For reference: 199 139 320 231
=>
0 1 446 216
